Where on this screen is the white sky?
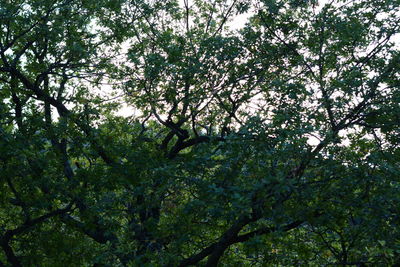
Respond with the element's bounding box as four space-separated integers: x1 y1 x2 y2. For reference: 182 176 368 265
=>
116 0 399 136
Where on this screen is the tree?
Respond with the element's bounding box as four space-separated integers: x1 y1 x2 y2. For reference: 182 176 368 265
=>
0 0 399 266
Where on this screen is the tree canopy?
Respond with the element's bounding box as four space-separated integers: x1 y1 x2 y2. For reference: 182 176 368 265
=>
0 0 399 266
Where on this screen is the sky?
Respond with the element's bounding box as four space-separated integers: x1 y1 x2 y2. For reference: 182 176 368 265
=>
116 0 399 133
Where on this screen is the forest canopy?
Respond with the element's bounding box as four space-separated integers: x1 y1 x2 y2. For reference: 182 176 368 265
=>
0 0 399 266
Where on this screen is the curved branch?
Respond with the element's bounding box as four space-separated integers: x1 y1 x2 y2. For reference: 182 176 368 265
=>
178 215 304 267
3 66 115 165
0 203 73 267
168 136 224 159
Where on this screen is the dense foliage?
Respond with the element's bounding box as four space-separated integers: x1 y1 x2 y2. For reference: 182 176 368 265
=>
0 0 399 266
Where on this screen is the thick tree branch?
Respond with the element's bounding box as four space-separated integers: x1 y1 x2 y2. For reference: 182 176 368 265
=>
168 135 224 159
0 242 21 267
0 203 73 267
2 66 115 165
61 215 117 244
179 215 305 266
179 214 254 267
2 203 73 241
